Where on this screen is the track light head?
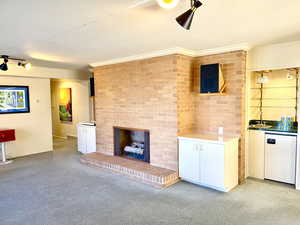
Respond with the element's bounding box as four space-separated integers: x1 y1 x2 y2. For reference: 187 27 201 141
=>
18 62 32 71
176 0 203 30
0 55 9 71
0 63 8 71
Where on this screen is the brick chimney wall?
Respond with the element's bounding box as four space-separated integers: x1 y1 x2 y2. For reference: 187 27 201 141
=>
94 51 247 182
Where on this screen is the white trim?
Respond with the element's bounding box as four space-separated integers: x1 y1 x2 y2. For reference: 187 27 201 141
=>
89 43 251 67
296 69 300 190
0 64 87 80
195 43 252 57
250 65 300 72
90 47 195 67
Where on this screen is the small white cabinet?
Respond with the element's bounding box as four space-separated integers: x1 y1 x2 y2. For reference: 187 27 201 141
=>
77 123 96 154
179 135 239 192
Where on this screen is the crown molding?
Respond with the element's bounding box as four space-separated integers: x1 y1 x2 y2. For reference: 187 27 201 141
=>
89 43 251 67
195 43 252 56
0 63 88 80
89 47 195 67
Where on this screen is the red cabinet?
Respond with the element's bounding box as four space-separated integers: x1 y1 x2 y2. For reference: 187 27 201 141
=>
0 129 16 143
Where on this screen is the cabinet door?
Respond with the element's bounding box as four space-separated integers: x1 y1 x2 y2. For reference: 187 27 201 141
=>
179 139 201 183
200 143 224 188
248 130 265 179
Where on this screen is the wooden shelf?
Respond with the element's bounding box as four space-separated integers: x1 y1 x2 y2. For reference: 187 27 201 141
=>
250 106 296 109
251 97 296 100
198 92 226 96
251 86 296 90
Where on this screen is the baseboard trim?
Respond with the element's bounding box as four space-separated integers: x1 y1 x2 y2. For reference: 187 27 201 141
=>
9 149 53 160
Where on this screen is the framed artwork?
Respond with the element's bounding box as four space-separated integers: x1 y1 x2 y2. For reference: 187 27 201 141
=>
59 88 72 122
0 86 30 114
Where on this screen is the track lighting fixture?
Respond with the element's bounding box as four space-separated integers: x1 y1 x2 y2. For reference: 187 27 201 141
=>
0 55 32 71
176 0 203 30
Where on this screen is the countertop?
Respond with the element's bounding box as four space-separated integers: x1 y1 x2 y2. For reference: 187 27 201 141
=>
248 120 298 134
178 133 239 144
248 126 297 134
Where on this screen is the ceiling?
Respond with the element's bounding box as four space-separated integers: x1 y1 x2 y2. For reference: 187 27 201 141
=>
1 0 300 71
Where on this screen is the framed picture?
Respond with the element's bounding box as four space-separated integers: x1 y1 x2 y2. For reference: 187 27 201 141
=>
59 88 72 122
0 86 30 114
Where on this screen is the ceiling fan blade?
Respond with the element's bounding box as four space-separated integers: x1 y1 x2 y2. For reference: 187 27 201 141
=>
128 0 156 9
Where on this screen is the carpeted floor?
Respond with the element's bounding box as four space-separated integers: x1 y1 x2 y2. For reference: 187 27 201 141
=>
0 137 299 225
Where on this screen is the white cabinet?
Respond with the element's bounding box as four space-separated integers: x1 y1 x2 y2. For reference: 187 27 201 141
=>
178 135 238 192
200 144 224 188
179 139 201 183
248 130 265 179
77 123 96 154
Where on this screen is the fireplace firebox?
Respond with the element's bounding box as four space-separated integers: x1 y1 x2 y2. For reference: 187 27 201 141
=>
113 127 150 163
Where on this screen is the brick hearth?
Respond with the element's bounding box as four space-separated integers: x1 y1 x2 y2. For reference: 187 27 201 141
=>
80 153 179 188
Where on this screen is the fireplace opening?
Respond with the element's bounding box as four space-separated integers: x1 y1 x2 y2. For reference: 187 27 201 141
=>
113 127 150 163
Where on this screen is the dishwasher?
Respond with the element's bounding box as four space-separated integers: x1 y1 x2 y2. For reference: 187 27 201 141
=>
265 133 297 184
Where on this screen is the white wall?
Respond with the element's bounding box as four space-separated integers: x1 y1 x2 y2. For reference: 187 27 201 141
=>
51 79 90 138
0 76 53 158
297 69 300 190
249 41 300 71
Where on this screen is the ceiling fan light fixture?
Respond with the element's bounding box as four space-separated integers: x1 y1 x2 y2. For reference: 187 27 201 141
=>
176 0 202 30
156 0 180 9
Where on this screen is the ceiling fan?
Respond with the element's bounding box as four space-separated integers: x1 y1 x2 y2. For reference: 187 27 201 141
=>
128 0 203 30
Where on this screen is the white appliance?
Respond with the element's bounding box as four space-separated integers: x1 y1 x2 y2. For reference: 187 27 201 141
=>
265 133 297 184
77 122 96 154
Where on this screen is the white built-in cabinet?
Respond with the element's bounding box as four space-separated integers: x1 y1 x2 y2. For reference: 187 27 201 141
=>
178 135 239 192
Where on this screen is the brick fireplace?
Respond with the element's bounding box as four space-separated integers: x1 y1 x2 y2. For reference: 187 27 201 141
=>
94 52 246 182
113 127 150 163
94 55 179 171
